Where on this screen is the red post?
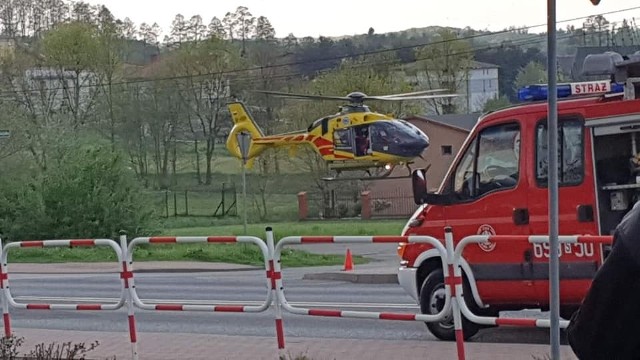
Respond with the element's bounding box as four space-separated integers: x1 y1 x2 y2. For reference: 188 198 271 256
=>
361 191 371 220
297 192 308 220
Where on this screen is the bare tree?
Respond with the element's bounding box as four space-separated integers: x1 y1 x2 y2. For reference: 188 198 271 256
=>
414 28 474 114
222 11 236 41
168 38 240 184
187 15 207 43
233 6 255 56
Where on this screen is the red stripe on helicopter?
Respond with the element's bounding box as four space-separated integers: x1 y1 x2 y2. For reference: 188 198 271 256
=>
312 137 332 147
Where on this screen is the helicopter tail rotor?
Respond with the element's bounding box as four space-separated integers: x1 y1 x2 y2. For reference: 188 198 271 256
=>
226 102 267 165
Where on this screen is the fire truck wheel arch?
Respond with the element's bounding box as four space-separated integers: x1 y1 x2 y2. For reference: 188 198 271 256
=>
414 251 485 309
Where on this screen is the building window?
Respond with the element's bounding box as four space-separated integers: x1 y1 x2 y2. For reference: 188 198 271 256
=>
441 145 453 155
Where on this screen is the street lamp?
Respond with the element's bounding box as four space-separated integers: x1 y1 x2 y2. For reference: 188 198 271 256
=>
236 131 251 235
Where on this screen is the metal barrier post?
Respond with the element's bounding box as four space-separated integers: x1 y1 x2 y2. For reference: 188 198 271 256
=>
266 227 286 350
444 228 465 360
120 232 139 360
0 237 10 338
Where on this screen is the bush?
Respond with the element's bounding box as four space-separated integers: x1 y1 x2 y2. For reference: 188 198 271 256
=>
0 143 154 241
0 334 114 360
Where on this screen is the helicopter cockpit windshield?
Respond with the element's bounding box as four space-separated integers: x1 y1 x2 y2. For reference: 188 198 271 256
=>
368 120 429 157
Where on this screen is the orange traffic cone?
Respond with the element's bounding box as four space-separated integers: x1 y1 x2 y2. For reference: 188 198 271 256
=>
343 248 354 271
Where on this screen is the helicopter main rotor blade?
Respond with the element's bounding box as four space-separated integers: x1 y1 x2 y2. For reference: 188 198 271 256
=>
252 90 350 101
375 89 449 98
366 94 460 101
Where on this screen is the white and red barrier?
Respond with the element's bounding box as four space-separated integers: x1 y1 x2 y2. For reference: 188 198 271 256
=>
448 232 613 360
0 237 135 358
273 235 453 323
0 227 615 360
124 235 273 313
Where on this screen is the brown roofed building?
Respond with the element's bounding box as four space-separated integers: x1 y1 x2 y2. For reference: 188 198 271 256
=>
367 113 479 218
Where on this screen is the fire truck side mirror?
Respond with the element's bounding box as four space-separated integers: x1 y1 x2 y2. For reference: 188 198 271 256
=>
412 169 429 205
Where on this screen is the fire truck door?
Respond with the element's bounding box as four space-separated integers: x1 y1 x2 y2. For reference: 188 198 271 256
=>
443 122 535 303
528 117 600 304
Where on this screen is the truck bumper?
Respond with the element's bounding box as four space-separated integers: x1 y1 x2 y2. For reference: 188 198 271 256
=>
398 266 418 303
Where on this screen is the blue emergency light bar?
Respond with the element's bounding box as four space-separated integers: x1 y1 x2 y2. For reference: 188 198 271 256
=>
518 81 624 102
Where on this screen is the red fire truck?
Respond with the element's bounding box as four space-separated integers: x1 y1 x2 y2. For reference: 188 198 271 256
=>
397 51 640 340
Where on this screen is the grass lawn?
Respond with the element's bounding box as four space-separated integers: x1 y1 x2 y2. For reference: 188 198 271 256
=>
7 220 406 267
160 220 406 237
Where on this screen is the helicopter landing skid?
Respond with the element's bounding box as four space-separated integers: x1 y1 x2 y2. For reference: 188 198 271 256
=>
321 164 413 182
321 173 413 182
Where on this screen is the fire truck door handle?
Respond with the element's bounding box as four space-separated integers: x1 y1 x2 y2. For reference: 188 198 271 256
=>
523 249 532 263
577 204 594 222
513 208 529 225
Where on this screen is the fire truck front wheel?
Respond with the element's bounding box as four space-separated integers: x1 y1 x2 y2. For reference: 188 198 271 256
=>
419 268 480 341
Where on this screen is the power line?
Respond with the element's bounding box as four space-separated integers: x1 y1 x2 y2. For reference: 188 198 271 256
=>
0 27 621 104
0 9 637 99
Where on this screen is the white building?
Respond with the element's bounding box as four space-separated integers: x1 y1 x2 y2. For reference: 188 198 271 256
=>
402 60 500 114
18 67 98 115
465 61 500 113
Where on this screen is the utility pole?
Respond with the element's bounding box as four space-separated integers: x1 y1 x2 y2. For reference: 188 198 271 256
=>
546 1 561 358
237 131 251 235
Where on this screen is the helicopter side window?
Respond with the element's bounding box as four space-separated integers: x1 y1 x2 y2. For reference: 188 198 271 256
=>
354 125 371 156
370 122 396 153
334 128 352 151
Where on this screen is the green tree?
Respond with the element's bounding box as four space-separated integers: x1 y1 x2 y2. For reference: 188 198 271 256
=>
207 16 226 39
475 45 545 101
514 61 547 91
254 16 275 40
583 15 610 46
482 95 512 112
41 21 101 129
0 141 154 241
187 15 207 42
95 6 125 149
167 14 187 47
233 6 255 56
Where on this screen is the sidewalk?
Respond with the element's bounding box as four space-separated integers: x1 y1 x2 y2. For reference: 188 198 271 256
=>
10 328 578 360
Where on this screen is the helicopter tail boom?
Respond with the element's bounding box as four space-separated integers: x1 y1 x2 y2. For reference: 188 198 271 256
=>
226 102 267 161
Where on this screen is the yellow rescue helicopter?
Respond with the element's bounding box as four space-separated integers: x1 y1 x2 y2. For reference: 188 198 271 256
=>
225 90 457 180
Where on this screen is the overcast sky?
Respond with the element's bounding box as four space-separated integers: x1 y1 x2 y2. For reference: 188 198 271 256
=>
83 0 640 38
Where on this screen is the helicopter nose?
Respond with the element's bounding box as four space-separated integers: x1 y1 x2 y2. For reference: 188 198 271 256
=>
417 135 429 150
401 135 429 157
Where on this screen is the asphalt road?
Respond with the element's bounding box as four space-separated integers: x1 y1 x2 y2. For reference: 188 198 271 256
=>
4 268 564 345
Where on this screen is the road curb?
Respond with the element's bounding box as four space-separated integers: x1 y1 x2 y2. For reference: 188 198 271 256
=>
302 271 399 284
